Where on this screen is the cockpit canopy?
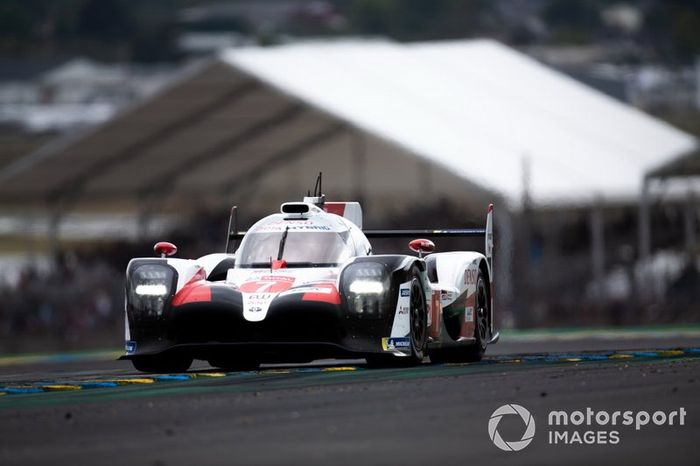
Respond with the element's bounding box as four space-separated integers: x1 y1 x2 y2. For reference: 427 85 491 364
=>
235 215 356 268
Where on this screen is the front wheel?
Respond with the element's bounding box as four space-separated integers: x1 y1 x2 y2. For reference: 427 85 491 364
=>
131 354 192 373
366 267 427 367
407 272 428 363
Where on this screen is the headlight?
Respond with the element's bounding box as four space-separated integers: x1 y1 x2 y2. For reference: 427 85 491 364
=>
342 262 389 319
129 264 174 317
348 280 384 294
134 283 169 296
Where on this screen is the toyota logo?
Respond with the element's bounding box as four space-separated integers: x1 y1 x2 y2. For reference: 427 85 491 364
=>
488 404 536 451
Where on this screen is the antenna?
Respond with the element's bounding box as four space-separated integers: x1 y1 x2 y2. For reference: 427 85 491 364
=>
313 172 323 197
225 205 238 253
303 172 325 207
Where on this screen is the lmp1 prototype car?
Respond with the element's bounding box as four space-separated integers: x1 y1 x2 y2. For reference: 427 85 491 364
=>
122 182 499 373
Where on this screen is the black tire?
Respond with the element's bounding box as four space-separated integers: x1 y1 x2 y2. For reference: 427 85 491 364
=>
366 267 427 367
430 269 489 363
131 354 192 373
407 272 428 363
462 271 489 362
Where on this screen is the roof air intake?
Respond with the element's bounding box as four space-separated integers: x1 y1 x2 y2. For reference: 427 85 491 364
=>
281 203 310 214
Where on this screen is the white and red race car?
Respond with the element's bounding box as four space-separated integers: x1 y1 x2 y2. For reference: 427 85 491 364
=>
123 179 498 372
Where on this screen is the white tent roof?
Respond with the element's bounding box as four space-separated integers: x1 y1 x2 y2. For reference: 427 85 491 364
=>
223 39 697 207
2 38 695 218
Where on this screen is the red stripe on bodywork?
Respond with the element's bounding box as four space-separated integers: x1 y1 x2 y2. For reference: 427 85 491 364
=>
171 283 212 306
302 284 341 304
323 202 346 216
171 268 210 306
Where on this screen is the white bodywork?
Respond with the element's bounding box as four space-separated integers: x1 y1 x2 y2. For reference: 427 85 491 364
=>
428 251 488 341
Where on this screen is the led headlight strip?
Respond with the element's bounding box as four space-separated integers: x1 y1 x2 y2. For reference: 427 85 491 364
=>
130 264 175 317
343 262 389 318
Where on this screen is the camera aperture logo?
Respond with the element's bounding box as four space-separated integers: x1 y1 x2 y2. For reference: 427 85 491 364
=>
488 404 536 451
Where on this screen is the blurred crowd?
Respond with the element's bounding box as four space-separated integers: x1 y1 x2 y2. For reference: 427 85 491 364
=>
0 251 123 352
0 214 225 352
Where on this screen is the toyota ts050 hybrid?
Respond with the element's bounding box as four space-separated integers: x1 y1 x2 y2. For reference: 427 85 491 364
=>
122 178 499 372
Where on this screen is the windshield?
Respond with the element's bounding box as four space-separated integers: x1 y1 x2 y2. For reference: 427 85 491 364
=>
236 230 353 268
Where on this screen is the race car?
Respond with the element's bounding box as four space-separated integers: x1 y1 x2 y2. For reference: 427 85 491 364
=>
122 179 499 372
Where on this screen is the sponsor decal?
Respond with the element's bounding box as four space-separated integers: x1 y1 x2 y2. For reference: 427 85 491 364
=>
381 337 411 351
247 293 274 301
242 291 277 321
260 275 295 282
125 341 137 355
240 276 295 293
465 306 474 322
388 282 412 341
464 269 478 285
440 290 454 301
256 222 333 232
398 306 409 315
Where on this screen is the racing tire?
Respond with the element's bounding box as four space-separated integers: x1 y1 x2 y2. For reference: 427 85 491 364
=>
366 267 428 368
430 270 489 363
131 354 193 373
462 271 489 361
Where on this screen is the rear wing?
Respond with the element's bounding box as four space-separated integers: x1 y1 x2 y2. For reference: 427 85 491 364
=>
363 204 494 272
362 228 486 237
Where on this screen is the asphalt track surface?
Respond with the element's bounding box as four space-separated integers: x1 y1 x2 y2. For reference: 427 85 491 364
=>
1 332 699 466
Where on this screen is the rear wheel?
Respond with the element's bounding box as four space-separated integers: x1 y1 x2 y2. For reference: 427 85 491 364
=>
462 271 489 361
430 269 489 363
131 354 192 373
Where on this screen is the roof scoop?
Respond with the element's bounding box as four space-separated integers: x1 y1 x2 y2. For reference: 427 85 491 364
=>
281 202 310 214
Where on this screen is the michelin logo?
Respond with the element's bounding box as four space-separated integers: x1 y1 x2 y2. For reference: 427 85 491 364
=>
400 289 410 297
382 337 411 350
125 341 137 355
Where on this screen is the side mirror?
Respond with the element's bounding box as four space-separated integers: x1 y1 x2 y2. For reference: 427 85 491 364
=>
154 241 177 258
408 238 435 258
